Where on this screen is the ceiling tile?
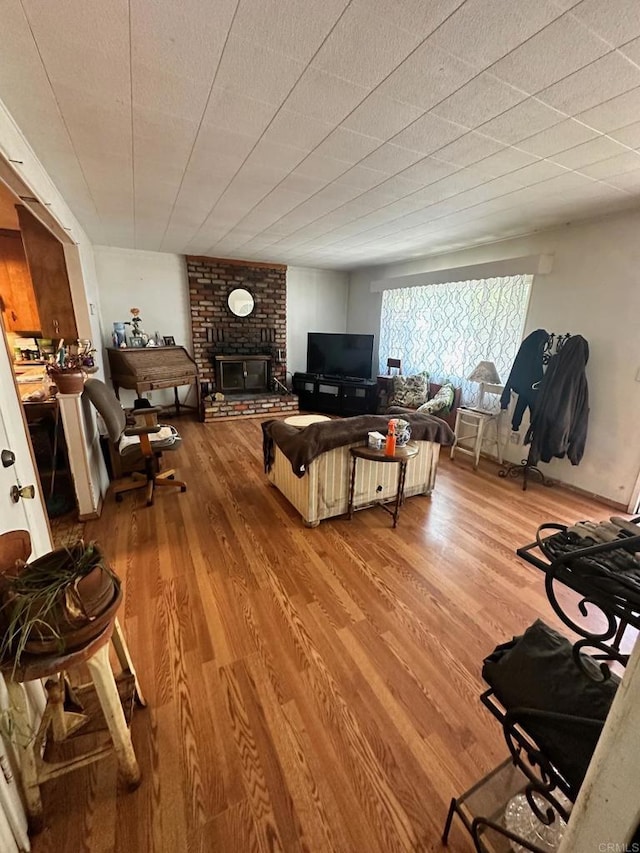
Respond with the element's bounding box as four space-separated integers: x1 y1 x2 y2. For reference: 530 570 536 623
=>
363 0 468 36
619 35 640 64
577 150 640 178
521 169 597 196
604 168 640 192
508 159 568 184
215 33 305 106
478 99 564 144
341 93 423 139
373 173 428 198
312 128 381 162
568 0 640 47
284 68 369 124
358 143 425 173
427 0 566 68
392 113 468 155
271 171 328 198
159 127 257 248
311 1 423 88
576 86 640 132
435 132 506 166
291 151 353 183
431 73 526 127
609 119 640 148
130 0 236 125
400 157 460 185
537 52 640 115
550 136 629 168
201 87 276 138
335 164 389 191
262 109 333 151
376 43 478 111
244 138 308 174
490 15 610 93
473 146 538 178
231 0 350 62
517 119 599 155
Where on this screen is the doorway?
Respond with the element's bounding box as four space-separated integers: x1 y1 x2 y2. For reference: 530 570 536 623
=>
0 180 80 530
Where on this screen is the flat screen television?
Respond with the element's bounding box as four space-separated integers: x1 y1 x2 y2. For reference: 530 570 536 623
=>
306 333 374 380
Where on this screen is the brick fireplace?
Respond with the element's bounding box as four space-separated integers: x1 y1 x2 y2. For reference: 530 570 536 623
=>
186 256 298 421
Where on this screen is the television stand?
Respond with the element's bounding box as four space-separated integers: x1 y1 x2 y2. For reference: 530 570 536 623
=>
292 372 377 417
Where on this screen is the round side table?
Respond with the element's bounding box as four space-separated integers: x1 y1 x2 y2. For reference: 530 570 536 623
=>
348 441 419 528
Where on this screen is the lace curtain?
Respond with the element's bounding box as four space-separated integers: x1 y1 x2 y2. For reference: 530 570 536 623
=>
379 274 532 407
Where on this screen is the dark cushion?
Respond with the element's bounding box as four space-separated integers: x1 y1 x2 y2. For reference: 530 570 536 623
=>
482 620 619 793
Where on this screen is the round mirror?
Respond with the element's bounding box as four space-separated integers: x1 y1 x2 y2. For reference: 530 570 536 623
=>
228 288 255 317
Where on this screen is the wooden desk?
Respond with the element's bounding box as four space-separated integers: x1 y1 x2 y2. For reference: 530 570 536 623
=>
348 442 419 528
107 346 200 416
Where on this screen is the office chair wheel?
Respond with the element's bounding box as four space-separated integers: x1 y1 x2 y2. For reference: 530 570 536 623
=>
146 499 154 507
181 486 187 492
168 474 175 480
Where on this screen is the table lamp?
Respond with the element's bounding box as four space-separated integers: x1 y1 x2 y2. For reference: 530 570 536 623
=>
468 361 502 409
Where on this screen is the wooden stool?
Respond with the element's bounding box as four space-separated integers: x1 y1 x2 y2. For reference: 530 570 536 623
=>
2 616 145 834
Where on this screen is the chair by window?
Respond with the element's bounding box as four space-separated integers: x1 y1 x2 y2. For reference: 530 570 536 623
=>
386 358 402 375
83 379 186 506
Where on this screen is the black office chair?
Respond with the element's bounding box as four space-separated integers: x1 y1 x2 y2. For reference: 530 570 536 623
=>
83 379 186 506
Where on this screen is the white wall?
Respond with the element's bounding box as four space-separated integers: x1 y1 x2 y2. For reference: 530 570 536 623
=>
347 208 640 505
286 266 349 375
94 250 350 397
93 246 192 406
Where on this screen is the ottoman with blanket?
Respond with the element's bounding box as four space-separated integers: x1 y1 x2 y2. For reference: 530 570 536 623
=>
262 413 453 527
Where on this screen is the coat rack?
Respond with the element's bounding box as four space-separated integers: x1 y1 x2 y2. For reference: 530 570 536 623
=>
499 331 572 490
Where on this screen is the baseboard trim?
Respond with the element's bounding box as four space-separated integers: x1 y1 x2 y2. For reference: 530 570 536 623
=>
472 451 629 512
79 493 103 521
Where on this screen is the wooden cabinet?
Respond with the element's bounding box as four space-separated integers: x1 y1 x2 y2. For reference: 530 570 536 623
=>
16 206 77 342
0 230 40 333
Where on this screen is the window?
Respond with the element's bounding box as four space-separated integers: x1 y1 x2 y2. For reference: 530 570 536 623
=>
379 274 532 406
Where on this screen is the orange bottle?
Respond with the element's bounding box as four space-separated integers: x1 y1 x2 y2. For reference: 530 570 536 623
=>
385 419 397 456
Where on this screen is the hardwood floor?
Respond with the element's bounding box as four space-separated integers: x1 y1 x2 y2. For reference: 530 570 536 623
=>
31 416 625 853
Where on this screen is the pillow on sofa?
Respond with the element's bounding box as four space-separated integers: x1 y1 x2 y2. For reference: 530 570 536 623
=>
417 382 454 414
391 373 429 408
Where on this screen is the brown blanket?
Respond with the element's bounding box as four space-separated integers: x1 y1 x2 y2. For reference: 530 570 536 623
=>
262 413 454 477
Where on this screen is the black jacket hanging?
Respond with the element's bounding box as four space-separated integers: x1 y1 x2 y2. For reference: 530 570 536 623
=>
525 335 589 466
500 328 548 430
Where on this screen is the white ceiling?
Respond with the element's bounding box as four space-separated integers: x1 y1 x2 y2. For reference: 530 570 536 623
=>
3 0 640 268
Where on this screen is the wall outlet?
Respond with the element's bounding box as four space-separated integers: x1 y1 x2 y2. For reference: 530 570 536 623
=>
509 431 521 444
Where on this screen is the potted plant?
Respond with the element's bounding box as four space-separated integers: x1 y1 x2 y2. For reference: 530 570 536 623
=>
0 540 122 670
46 340 96 393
